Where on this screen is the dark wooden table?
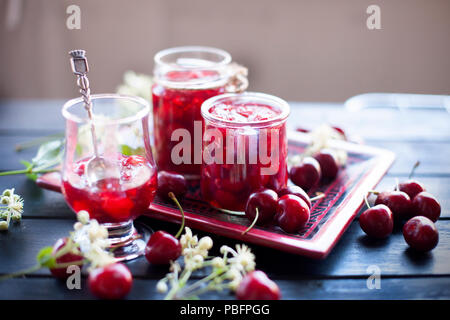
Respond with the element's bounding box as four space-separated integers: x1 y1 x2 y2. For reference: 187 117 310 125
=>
0 99 449 300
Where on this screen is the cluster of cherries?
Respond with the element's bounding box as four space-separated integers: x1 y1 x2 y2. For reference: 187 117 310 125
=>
360 162 441 252
48 170 280 300
243 148 340 234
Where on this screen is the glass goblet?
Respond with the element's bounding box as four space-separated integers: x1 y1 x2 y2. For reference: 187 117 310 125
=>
61 94 157 261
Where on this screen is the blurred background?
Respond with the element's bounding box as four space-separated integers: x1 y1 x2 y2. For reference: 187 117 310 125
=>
0 0 449 102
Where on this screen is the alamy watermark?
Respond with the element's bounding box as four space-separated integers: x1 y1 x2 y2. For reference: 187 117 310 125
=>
170 121 281 175
366 5 381 30
366 265 381 290
66 5 81 30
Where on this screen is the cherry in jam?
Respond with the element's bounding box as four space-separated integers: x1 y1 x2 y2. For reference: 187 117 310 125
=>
152 70 226 177
201 100 288 211
62 154 157 223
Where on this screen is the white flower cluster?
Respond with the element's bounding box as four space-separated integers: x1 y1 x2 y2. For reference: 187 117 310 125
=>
156 227 256 298
71 210 115 270
0 189 24 230
220 244 256 290
116 71 153 103
180 227 213 271
289 124 347 167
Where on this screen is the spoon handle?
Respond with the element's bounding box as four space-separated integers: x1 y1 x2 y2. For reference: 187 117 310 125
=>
69 50 99 157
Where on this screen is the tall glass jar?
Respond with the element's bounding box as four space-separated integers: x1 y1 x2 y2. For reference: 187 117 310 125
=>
152 46 246 179
201 92 290 212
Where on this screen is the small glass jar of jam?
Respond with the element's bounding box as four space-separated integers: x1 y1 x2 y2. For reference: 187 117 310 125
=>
152 46 246 179
201 92 290 211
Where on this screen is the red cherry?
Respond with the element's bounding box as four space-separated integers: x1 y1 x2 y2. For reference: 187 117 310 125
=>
277 185 311 209
245 189 279 225
359 204 394 239
375 191 411 221
145 231 182 265
88 263 133 299
276 194 310 233
289 157 321 191
49 237 84 279
403 216 439 252
313 149 339 180
157 171 188 201
411 192 441 222
399 180 426 199
236 270 281 300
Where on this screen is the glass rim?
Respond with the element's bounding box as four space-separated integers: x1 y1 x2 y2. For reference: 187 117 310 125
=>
201 92 290 127
154 46 232 69
62 94 150 125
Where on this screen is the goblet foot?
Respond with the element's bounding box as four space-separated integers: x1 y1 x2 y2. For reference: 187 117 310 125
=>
104 220 152 262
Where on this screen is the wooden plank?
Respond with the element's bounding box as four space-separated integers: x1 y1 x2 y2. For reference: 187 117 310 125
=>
1 134 450 174
0 277 449 300
1 218 449 278
1 100 449 142
0 100 64 134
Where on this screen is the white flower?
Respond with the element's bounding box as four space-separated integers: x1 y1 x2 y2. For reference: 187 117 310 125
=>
0 221 8 230
180 227 193 249
198 236 213 251
193 254 204 265
169 261 181 273
71 217 114 270
156 280 168 293
235 245 256 272
77 210 90 224
212 257 225 268
0 188 24 230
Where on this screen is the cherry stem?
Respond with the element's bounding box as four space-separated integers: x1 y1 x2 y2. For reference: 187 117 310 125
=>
368 190 379 195
310 192 325 202
409 161 420 179
242 208 259 236
169 192 185 239
395 178 400 191
364 192 371 209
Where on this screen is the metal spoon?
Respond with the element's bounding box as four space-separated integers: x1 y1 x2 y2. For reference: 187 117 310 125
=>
69 50 119 184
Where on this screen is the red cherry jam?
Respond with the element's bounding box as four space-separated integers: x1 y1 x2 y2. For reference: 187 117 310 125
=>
201 93 290 211
62 154 157 223
152 47 232 178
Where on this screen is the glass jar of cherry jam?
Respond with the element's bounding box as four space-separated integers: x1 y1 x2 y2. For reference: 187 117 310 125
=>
152 46 234 179
201 92 290 211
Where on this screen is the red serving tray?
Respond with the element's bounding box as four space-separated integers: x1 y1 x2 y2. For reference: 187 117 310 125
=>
36 131 395 259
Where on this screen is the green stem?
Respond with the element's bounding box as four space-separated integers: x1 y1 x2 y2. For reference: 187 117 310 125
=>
180 269 224 297
409 161 420 179
169 192 185 239
0 264 42 281
242 207 259 235
165 270 191 300
184 280 230 300
0 168 57 176
310 192 325 202
364 192 371 209
53 260 86 269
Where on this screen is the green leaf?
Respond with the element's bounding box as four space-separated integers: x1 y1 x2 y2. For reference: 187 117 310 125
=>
31 140 64 171
20 160 33 170
25 173 38 181
36 246 56 268
120 144 133 156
